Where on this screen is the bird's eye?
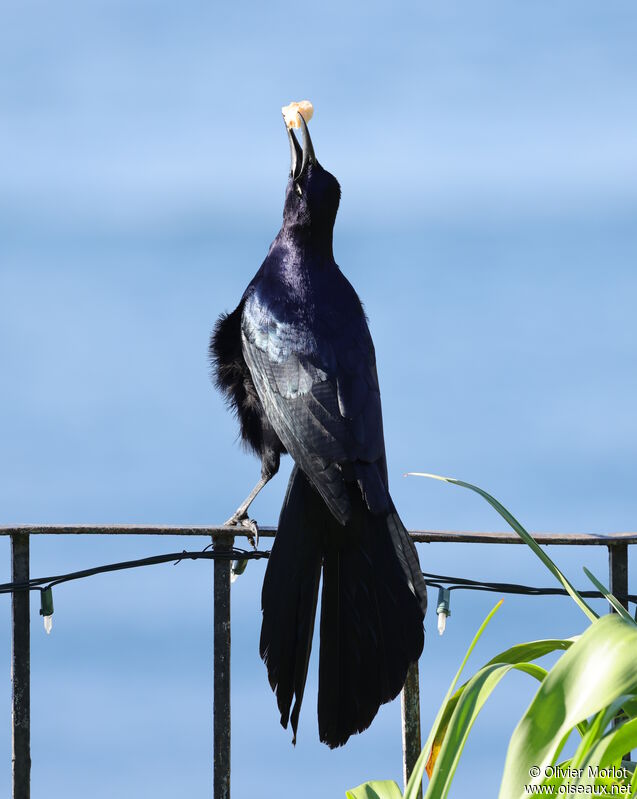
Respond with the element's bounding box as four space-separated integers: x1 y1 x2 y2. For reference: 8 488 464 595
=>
294 183 302 197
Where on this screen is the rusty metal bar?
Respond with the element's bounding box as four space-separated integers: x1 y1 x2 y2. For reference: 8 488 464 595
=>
11 534 30 799
401 661 422 797
213 535 232 799
0 525 268 537
2 525 637 546
409 531 637 545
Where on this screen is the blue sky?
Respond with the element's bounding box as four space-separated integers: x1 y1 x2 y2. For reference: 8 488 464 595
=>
1 1 636 797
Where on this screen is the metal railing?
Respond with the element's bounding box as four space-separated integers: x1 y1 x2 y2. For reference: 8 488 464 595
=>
2 524 636 799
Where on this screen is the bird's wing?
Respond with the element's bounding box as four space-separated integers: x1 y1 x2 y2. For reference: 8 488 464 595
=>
241 287 388 524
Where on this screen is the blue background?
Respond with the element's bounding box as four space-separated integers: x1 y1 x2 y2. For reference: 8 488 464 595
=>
1 1 636 796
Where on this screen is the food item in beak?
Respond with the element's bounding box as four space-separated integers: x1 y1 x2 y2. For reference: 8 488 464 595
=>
282 100 314 129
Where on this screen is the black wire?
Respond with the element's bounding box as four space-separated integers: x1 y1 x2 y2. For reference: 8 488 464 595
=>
0 550 633 607
422 571 637 603
0 547 269 595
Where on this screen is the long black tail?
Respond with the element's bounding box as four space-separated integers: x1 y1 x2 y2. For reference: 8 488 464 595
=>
260 467 426 748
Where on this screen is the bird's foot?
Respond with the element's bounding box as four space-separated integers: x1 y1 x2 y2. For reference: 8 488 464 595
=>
223 512 259 550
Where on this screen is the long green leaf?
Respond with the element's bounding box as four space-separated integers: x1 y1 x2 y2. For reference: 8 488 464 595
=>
630 758 637 794
499 614 637 799
428 637 573 773
346 781 404 799
484 638 574 667
583 567 636 625
620 698 637 720
406 472 598 622
575 718 637 788
425 662 546 799
568 699 627 771
402 600 504 799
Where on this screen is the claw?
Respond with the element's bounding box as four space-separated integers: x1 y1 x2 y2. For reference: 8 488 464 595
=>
244 518 259 550
223 513 259 549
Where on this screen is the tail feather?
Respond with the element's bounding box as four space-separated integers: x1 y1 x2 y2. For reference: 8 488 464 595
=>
387 509 429 616
318 495 425 747
259 467 322 740
260 466 426 748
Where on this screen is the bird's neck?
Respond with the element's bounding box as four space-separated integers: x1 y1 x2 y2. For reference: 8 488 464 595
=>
277 220 335 262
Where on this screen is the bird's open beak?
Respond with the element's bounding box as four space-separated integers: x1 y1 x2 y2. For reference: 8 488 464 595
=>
286 113 316 182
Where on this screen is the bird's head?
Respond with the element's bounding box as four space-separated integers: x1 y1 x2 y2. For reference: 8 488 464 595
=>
282 114 341 242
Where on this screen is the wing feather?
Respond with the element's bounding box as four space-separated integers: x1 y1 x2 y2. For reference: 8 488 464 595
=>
241 287 388 523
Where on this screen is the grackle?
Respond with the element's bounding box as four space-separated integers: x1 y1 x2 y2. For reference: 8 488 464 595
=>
209 112 427 748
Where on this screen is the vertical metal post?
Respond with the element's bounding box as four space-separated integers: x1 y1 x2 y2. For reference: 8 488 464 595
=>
608 543 629 613
401 661 422 798
11 533 30 799
608 543 630 758
213 535 232 799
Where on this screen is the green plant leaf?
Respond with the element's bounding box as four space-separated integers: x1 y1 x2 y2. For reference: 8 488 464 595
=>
620 698 637 719
402 600 504 799
346 780 404 799
484 638 574 667
583 567 636 625
406 472 598 623
575 718 637 787
425 661 547 799
427 637 572 777
499 614 637 799
569 699 629 771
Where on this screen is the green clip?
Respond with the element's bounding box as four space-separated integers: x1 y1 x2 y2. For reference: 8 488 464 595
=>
436 587 451 635
40 586 54 617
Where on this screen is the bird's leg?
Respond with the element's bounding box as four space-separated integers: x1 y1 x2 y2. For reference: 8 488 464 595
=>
224 474 270 549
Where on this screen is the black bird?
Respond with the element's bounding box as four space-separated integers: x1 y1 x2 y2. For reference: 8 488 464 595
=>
210 112 427 748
